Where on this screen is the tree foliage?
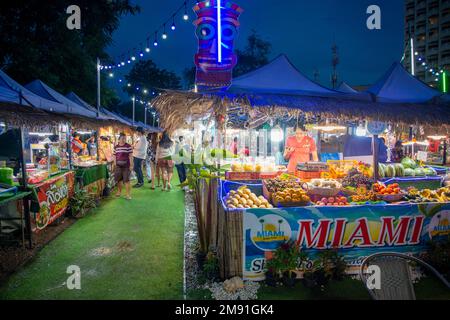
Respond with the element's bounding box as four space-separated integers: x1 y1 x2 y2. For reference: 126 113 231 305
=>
123 60 182 97
0 0 139 107
234 30 272 77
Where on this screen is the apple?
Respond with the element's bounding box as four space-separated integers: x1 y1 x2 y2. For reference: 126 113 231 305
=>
328 197 335 203
321 197 328 204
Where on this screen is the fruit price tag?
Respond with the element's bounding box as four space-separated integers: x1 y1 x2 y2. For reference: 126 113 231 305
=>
417 151 427 162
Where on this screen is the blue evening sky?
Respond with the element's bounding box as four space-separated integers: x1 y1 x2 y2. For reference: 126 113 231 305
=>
107 0 405 93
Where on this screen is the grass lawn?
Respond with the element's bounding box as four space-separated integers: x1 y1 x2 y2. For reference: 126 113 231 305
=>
0 177 185 300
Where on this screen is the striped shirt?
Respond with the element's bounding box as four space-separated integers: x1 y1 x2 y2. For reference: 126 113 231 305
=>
113 143 133 166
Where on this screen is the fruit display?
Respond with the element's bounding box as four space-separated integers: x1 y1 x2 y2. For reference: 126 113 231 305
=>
401 157 418 169
342 168 374 189
309 178 341 189
349 190 378 203
224 185 272 209
316 196 349 206
264 177 305 193
373 182 401 195
272 188 311 207
378 161 437 178
325 160 358 179
405 187 450 203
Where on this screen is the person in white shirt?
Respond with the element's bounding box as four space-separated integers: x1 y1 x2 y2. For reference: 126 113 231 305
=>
156 131 175 191
174 136 189 183
132 127 148 188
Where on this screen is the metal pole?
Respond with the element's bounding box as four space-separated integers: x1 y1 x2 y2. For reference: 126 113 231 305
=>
132 96 135 126
96 58 101 118
373 134 379 180
409 23 415 76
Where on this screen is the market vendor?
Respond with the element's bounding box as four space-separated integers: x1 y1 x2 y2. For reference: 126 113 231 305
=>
284 125 318 173
71 132 86 156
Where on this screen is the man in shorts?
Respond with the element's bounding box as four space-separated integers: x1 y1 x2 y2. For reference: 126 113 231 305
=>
113 132 133 200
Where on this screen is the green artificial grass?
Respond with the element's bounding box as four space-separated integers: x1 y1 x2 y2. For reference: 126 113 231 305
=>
0 176 185 300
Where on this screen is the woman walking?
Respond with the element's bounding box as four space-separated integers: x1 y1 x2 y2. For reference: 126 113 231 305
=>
146 133 159 189
156 131 175 191
113 132 133 200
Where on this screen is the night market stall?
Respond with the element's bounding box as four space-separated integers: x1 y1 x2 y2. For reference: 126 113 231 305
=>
152 55 450 280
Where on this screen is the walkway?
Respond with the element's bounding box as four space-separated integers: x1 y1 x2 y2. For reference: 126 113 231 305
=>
0 179 185 299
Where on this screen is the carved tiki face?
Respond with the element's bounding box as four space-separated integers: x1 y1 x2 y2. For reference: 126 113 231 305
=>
193 0 243 90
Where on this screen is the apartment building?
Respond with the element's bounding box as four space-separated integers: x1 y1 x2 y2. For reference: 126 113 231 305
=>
403 0 450 87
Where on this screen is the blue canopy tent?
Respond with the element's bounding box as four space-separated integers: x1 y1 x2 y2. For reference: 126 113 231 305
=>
0 70 67 114
65 91 121 122
337 82 358 94
367 62 442 103
25 80 98 118
226 54 339 96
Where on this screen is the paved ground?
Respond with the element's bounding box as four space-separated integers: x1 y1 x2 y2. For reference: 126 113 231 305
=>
0 178 185 300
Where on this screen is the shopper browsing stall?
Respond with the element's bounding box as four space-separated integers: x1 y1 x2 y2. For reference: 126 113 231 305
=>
156 131 175 191
174 136 188 184
132 127 148 188
284 125 318 173
113 132 133 200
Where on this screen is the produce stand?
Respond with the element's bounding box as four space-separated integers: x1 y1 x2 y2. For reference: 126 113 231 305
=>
216 179 450 280
381 176 443 190
28 170 75 232
74 163 109 199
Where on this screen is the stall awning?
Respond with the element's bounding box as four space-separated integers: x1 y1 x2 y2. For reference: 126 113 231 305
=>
25 80 98 118
65 92 115 121
0 70 67 113
337 82 358 93
367 62 442 103
223 54 339 97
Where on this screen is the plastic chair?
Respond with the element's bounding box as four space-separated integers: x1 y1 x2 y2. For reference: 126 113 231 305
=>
359 252 450 300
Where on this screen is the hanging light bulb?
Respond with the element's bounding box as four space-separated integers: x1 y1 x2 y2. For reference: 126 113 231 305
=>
162 24 168 39
183 1 189 20
131 56 136 61
171 15 176 30
109 72 114 77
121 61 125 66
145 47 150 53
153 32 158 46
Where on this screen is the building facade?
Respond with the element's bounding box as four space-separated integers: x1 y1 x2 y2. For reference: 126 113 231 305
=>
403 0 450 88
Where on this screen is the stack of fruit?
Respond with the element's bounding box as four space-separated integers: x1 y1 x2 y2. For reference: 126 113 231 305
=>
405 187 450 203
224 186 272 209
316 196 349 206
350 190 378 203
373 182 401 195
273 188 311 207
264 177 305 193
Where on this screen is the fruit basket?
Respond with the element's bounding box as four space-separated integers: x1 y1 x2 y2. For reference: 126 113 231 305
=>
376 193 405 203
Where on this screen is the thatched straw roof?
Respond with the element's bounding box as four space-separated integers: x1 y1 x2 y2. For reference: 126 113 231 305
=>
152 89 450 133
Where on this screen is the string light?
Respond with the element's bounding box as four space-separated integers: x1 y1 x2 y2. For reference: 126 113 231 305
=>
162 24 168 39
171 15 176 30
99 0 194 69
153 32 158 46
183 1 189 20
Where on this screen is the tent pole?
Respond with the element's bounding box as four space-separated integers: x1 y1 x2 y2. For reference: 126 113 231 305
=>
373 134 379 180
96 58 101 118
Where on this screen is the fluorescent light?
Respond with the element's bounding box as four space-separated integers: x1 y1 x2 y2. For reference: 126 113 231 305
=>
76 131 93 135
312 125 346 132
402 141 430 146
427 135 447 140
29 132 53 136
355 127 366 136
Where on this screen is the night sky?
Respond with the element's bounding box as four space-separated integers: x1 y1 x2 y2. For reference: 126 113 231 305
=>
107 0 405 96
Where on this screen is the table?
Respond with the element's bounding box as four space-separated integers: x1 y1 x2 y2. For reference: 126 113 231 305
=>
0 191 32 247
28 171 75 232
75 164 109 199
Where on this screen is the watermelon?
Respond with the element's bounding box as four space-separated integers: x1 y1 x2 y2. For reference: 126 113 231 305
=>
378 164 385 178
394 163 405 177
423 167 437 176
401 157 417 169
404 168 415 176
414 167 426 176
385 164 395 178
